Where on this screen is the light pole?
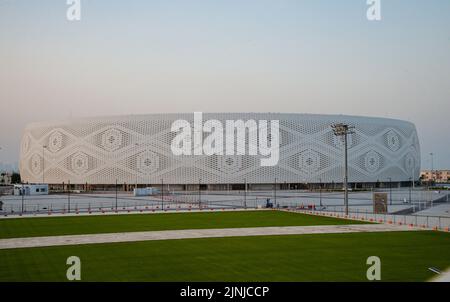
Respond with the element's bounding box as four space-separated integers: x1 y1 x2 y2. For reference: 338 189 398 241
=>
331 123 355 216
68 180 71 213
244 178 247 209
274 177 277 207
115 179 118 211
21 182 24 214
409 177 412 204
198 178 201 209
135 143 139 190
430 152 434 185
42 145 47 184
161 178 164 210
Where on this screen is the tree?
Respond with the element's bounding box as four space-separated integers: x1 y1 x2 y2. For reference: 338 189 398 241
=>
11 172 21 184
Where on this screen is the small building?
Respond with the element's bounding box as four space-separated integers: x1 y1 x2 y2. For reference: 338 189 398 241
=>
13 184 49 196
421 170 450 183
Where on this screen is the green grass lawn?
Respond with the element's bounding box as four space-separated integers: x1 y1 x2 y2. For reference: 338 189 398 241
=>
0 231 449 281
0 210 367 239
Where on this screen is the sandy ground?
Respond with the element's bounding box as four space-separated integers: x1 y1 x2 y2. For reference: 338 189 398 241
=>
0 223 417 250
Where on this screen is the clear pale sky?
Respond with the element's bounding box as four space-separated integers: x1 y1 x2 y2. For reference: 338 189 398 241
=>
0 0 449 169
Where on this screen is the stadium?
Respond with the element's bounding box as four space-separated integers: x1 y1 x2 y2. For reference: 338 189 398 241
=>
19 113 421 190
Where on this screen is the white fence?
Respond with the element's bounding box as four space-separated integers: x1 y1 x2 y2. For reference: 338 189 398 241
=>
290 208 450 231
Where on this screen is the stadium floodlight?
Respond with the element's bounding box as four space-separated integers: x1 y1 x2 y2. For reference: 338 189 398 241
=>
331 123 355 216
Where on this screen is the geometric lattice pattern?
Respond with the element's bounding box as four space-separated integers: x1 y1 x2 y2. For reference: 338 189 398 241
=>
19 113 421 184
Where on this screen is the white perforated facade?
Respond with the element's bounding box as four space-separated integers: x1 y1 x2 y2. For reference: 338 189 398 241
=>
19 113 421 185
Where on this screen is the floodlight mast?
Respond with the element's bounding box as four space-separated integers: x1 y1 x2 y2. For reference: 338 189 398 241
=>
331 123 355 216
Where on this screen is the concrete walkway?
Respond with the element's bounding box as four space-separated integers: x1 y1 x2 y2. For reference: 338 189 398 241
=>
0 224 417 250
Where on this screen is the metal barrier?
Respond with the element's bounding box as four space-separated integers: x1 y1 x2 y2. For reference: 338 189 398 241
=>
289 207 450 231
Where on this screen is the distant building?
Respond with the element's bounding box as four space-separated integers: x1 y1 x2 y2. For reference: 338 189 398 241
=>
421 170 450 183
13 184 49 196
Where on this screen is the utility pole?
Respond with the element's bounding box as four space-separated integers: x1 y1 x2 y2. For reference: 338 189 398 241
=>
332 123 355 216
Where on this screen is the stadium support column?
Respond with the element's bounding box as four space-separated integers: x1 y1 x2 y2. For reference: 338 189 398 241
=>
332 123 355 216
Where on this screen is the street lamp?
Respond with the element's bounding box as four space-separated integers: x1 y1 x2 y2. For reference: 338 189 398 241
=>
161 178 164 210
274 177 277 207
409 177 412 204
198 178 202 209
68 180 71 213
115 179 118 211
331 123 355 216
